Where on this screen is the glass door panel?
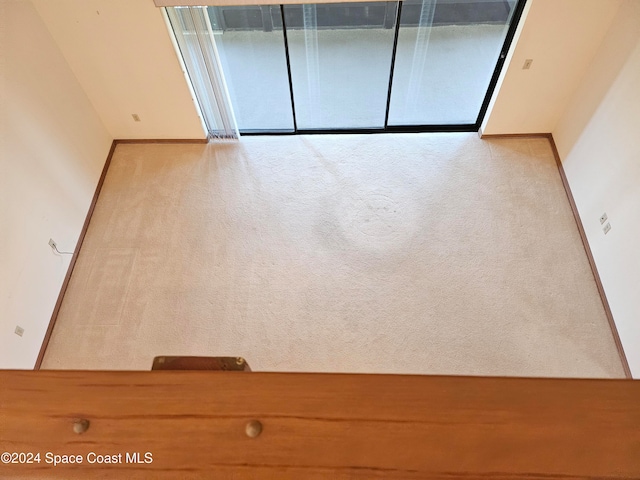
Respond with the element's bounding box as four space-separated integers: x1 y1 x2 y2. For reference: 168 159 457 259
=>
284 2 398 130
387 0 517 125
207 5 295 132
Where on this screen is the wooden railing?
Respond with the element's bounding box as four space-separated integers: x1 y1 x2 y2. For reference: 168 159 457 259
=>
1 371 639 478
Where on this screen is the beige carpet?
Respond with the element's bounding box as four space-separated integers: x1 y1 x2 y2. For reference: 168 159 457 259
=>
42 133 625 377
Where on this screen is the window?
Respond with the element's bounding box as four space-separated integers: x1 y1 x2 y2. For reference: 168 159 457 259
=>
167 0 526 134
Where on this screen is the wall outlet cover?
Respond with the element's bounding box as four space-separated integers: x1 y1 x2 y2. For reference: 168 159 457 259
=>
603 223 611 234
15 326 24 337
600 213 608 225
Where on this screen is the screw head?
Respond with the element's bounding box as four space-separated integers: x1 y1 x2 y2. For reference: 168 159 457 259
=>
235 357 245 366
73 419 90 434
245 420 262 438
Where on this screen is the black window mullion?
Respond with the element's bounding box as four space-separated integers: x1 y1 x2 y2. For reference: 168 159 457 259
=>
383 1 403 130
474 0 528 128
280 4 298 132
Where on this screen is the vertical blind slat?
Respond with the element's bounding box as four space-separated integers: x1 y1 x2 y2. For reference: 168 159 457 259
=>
166 7 239 139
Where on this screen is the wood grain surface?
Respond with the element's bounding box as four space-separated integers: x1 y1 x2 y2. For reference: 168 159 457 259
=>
1 372 639 479
151 356 252 371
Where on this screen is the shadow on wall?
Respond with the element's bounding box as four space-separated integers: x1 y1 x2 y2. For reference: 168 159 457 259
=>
553 1 639 157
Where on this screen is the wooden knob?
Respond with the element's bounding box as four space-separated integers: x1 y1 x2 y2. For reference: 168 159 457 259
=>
245 420 262 438
73 419 90 434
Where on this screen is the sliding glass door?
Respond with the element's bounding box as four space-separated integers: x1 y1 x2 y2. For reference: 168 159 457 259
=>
208 6 295 132
387 0 519 125
167 0 525 134
284 3 397 129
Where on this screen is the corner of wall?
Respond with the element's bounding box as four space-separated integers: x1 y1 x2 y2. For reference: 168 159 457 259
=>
551 0 640 378
0 0 113 369
31 0 206 140
483 0 622 135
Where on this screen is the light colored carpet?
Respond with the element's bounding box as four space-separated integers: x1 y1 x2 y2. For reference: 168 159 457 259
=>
42 133 625 377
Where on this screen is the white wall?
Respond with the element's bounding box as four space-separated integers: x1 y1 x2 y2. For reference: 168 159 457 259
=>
0 0 112 368
31 0 206 140
482 0 622 135
553 0 640 377
29 0 624 139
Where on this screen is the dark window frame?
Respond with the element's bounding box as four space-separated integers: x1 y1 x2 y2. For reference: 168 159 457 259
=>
234 0 528 136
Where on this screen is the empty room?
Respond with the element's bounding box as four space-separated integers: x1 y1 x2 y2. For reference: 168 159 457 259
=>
1 0 639 381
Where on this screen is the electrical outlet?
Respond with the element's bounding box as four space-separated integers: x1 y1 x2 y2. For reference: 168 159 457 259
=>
48 238 57 250
15 326 24 337
600 213 608 225
523 59 533 70
132 113 141 122
603 222 611 234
